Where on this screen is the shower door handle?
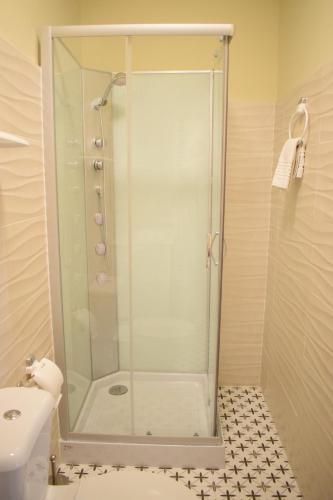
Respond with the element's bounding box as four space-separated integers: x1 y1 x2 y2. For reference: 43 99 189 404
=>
207 232 220 267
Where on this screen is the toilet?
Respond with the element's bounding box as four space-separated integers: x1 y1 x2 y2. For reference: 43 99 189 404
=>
0 387 194 500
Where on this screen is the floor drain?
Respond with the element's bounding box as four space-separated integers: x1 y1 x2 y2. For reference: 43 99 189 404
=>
108 385 128 396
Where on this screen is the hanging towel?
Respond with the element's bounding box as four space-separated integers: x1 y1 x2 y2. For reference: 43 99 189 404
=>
294 143 306 178
272 138 300 189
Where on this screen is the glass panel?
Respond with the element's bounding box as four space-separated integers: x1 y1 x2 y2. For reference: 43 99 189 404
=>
130 71 211 374
126 35 223 437
53 39 91 429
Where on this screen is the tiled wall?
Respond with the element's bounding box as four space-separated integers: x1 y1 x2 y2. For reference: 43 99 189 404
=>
219 103 275 385
0 38 57 452
262 61 333 499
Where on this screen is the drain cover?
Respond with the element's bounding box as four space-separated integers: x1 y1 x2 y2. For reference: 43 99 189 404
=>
108 385 128 396
3 409 21 420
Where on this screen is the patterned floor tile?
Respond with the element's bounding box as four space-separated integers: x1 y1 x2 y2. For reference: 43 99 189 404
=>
58 386 303 499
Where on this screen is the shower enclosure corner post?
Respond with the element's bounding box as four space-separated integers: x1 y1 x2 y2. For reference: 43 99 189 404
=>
213 34 231 431
125 35 135 436
41 25 70 440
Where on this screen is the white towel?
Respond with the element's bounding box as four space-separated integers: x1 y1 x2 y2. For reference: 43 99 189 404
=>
272 138 300 189
294 143 306 178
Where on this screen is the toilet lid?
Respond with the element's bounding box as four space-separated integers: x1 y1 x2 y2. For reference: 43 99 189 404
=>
46 469 194 500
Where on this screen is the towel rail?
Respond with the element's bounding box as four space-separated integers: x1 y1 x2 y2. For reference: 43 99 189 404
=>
288 97 308 144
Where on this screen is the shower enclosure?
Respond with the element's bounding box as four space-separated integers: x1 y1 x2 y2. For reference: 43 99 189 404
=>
42 24 233 466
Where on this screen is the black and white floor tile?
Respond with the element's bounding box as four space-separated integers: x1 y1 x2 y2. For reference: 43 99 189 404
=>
58 386 303 499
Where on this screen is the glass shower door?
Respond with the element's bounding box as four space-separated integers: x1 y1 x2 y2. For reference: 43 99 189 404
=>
207 68 223 435
126 33 221 436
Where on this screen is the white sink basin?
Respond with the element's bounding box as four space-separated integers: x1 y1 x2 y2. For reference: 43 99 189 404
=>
46 469 195 500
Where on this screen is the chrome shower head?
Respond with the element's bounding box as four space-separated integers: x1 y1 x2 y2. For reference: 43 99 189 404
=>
112 72 126 87
93 72 126 109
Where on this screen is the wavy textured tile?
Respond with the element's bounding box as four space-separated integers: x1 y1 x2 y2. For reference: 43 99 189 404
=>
220 102 274 385
220 342 262 385
262 60 333 499
0 38 41 143
0 37 56 451
0 131 45 227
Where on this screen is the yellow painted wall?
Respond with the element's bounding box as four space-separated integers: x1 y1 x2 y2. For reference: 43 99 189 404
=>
79 0 280 102
1 0 332 100
278 0 333 96
0 0 280 100
0 0 80 64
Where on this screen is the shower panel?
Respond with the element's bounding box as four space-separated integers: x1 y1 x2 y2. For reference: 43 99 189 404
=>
42 24 233 466
81 68 119 381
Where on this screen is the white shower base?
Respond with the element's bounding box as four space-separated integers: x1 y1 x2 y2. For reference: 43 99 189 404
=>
62 372 223 467
74 371 210 437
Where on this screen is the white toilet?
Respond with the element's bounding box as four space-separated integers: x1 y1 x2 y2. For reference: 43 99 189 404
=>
0 387 194 500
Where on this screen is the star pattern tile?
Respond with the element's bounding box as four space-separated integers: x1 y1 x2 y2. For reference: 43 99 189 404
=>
58 386 303 499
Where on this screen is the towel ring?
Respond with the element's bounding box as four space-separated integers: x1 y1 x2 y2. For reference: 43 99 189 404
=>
288 97 309 144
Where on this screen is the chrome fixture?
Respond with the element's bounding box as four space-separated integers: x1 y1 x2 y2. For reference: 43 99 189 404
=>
207 232 220 267
92 137 104 148
25 354 36 381
49 455 57 485
93 72 127 109
298 96 308 105
3 409 22 420
108 385 128 396
94 212 103 225
93 159 104 171
95 242 106 256
25 354 36 367
288 96 309 144
95 185 102 197
49 455 71 485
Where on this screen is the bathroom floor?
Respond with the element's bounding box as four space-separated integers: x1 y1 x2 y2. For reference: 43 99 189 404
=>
74 371 210 437
59 386 303 499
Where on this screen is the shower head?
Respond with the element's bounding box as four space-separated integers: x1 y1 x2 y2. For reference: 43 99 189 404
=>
93 72 126 109
112 72 126 87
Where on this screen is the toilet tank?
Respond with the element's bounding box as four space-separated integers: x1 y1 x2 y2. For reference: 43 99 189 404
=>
0 387 54 500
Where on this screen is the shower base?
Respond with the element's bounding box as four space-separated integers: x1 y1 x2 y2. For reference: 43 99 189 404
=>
61 371 224 468
74 371 210 437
